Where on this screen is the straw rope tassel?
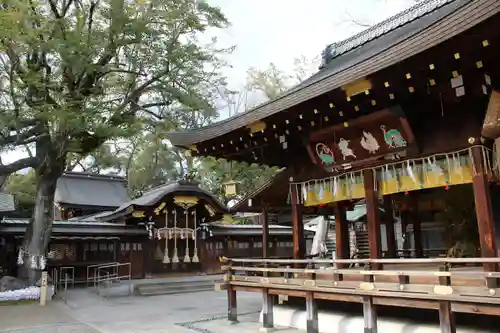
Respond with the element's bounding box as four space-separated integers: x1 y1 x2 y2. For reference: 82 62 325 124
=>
163 210 170 264
172 209 179 264
192 210 199 263
184 210 191 263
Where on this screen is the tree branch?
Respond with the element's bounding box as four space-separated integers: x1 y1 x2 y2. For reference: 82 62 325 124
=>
0 125 47 146
0 157 40 176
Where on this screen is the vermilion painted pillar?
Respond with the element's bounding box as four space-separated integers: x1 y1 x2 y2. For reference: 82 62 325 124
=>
471 146 498 271
363 169 382 270
290 183 305 260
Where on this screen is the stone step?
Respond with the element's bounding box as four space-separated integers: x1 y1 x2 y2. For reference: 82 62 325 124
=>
138 285 214 296
135 280 217 296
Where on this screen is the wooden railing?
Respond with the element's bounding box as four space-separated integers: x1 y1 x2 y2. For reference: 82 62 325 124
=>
219 257 500 332
221 257 500 301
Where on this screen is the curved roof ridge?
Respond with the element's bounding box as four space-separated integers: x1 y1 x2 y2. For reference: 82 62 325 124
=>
322 0 456 64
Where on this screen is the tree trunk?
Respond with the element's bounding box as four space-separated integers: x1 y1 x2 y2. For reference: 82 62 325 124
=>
18 161 63 285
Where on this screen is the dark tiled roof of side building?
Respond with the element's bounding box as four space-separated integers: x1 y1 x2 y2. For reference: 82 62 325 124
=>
55 172 130 208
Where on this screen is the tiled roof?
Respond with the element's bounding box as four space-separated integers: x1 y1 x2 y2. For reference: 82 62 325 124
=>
166 0 494 149
321 0 456 65
98 180 228 221
55 172 130 208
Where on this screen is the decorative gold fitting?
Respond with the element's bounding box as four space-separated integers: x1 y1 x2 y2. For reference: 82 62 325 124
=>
489 289 496 296
261 278 270 284
399 285 405 291
433 285 453 295
359 283 375 291
304 280 315 287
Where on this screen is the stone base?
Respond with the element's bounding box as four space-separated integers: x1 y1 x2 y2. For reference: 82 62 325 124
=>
265 305 492 333
262 313 273 328
306 319 318 333
259 327 275 333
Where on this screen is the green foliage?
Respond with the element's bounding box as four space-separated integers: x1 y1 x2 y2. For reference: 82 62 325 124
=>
0 0 230 176
245 56 319 101
5 171 36 217
197 156 280 203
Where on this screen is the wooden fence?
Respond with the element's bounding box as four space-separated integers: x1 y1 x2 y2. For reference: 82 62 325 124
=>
217 257 500 333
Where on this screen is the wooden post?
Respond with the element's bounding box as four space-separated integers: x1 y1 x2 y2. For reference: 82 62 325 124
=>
471 146 498 271
290 183 305 259
39 271 48 306
227 285 237 322
143 240 153 278
334 202 350 268
362 296 377 333
225 263 238 323
383 196 396 258
262 288 274 330
262 205 269 259
439 302 456 333
438 266 456 333
305 291 318 333
409 193 423 258
363 170 382 269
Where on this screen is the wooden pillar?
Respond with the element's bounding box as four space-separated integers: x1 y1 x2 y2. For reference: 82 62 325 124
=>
262 205 269 259
113 240 118 262
383 196 396 258
439 302 455 333
227 285 237 322
305 291 318 333
262 288 274 329
291 183 305 259
438 266 456 333
143 240 153 278
409 193 423 258
334 202 350 268
471 146 498 271
363 296 377 333
363 170 382 269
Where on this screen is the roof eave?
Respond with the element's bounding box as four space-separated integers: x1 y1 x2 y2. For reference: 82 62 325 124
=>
166 0 487 149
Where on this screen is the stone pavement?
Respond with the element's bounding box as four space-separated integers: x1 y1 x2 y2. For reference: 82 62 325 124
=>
183 312 303 333
60 288 303 333
0 288 303 333
0 303 98 333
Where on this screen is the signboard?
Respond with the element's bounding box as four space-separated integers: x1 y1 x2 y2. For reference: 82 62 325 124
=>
307 106 417 173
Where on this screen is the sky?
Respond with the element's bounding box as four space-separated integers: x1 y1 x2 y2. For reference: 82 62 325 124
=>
1 0 416 167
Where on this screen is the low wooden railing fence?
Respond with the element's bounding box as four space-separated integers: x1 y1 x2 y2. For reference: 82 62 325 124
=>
219 257 500 333
221 257 500 301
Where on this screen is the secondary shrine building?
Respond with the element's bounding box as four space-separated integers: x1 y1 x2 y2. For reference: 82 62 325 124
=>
167 1 500 332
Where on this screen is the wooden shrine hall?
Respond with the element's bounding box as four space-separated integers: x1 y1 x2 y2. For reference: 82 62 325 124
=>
167 0 500 332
